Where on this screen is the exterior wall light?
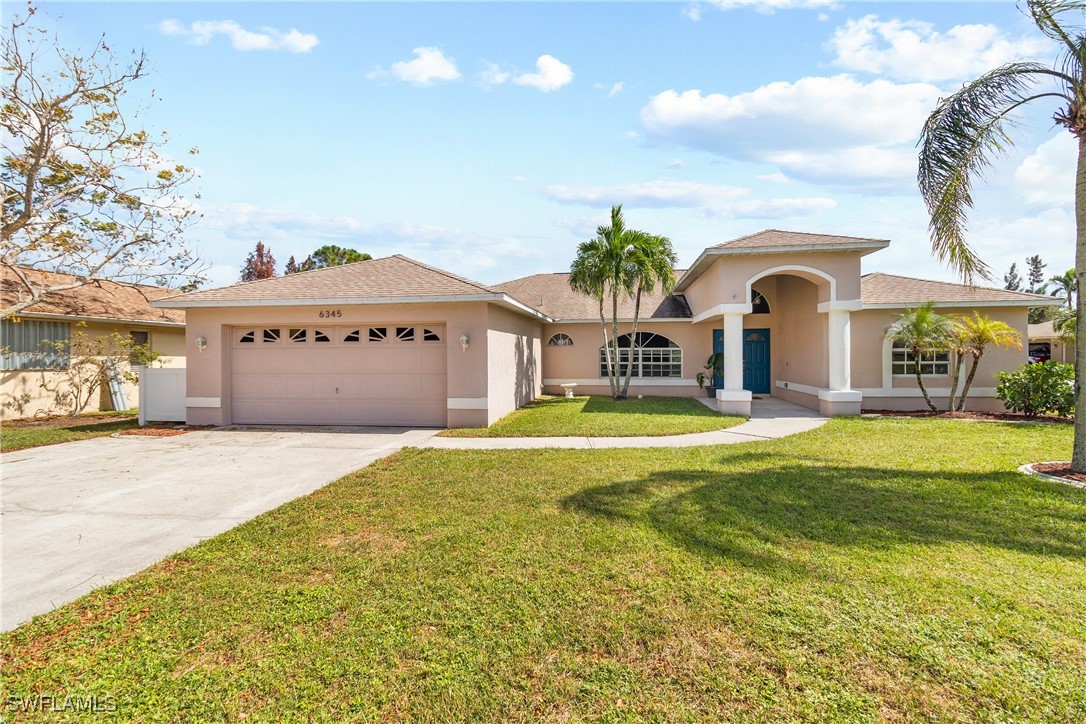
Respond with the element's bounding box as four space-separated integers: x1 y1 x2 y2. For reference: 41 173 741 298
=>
195 335 208 352
459 333 470 352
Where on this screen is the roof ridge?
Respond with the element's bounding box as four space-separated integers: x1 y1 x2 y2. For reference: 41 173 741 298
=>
391 254 493 293
6 264 179 293
718 229 890 248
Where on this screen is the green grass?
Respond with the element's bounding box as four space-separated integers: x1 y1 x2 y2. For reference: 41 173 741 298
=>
3 418 1085 721
439 394 744 437
0 416 139 452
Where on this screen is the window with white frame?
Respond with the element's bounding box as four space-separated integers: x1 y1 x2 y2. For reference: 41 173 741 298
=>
1 319 70 370
548 333 573 347
891 341 950 375
599 332 682 378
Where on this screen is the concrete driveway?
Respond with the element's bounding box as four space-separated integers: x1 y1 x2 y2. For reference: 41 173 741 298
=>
1 426 437 631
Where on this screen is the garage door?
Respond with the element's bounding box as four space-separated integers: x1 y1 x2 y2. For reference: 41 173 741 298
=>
231 324 447 426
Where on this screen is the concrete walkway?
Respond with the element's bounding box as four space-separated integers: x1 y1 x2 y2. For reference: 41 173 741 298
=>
2 426 438 631
424 397 827 450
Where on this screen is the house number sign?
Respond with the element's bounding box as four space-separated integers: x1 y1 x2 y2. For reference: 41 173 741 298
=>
318 310 343 319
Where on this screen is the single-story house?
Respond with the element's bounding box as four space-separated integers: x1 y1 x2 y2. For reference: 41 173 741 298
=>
1028 320 1076 364
1 267 187 418
155 230 1058 427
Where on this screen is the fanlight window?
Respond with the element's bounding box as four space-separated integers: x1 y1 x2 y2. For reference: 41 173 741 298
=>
548 333 574 347
892 341 950 376
423 328 441 342
289 328 307 343
239 330 256 344
396 326 415 342
314 330 331 343
599 332 682 378
368 327 387 342
751 289 770 314
344 330 361 343
263 328 281 343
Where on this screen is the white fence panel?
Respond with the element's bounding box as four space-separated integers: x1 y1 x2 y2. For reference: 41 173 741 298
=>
139 367 186 424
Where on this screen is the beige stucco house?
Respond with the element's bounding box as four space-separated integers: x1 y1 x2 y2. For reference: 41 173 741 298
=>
1 267 187 418
155 231 1058 427
1028 320 1076 365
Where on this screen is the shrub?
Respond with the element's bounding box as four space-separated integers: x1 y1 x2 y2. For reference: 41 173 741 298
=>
995 361 1075 418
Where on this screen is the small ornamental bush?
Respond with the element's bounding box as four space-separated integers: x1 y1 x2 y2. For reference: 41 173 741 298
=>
995 361 1075 418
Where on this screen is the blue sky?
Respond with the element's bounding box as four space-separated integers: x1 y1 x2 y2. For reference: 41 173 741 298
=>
33 1 1077 289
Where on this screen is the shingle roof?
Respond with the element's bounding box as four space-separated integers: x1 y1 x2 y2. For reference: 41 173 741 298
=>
1029 321 1058 339
2 266 185 325
492 272 691 321
158 255 503 306
713 229 889 251
860 273 1061 307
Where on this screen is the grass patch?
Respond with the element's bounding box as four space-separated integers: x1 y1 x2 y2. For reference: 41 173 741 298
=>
439 394 744 437
2 418 1084 720
0 417 140 451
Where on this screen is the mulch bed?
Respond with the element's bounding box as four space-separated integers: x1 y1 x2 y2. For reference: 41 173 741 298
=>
116 424 214 438
864 409 1073 425
1029 462 1086 485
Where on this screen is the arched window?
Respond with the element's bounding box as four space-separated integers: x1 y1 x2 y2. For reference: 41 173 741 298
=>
548 333 574 347
751 288 770 314
600 332 682 378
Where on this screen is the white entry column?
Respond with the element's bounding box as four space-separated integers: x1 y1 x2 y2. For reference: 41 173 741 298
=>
716 311 752 417
817 301 863 416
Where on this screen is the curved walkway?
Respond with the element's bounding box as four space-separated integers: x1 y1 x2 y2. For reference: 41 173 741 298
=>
424 397 827 450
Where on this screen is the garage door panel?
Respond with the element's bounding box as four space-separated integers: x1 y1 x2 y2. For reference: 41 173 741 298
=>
231 325 447 426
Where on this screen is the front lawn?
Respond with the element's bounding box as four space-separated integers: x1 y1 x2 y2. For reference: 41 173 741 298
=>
439 394 744 437
2 418 1084 720
0 413 139 452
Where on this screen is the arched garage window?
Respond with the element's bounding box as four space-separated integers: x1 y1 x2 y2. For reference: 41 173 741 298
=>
548 333 574 347
600 332 682 378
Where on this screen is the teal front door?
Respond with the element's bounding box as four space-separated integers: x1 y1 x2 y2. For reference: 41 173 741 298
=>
743 329 770 394
711 328 771 393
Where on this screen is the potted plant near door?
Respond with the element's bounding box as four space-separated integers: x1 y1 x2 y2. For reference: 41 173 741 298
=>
696 352 724 398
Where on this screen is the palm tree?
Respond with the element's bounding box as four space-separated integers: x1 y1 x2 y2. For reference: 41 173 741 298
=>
886 303 956 412
917 0 1086 467
619 232 678 399
569 206 637 399
951 313 1024 411
1054 306 1077 343
1050 268 1077 309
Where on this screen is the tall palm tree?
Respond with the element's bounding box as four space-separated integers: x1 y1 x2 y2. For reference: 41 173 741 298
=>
1050 268 1077 309
569 206 637 399
886 303 956 412
951 313 1024 411
918 0 1086 468
619 232 678 399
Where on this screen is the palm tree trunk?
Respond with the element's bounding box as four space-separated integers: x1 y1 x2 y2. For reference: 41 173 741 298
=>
956 351 983 412
948 353 963 412
912 346 938 412
621 286 643 399
611 286 622 399
1072 135 1086 472
597 295 616 399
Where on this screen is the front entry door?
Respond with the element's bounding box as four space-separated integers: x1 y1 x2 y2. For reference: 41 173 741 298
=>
743 328 770 394
711 328 771 393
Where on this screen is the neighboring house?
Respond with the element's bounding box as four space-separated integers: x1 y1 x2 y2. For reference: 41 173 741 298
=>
156 231 1059 427
1 267 186 418
1027 320 1076 365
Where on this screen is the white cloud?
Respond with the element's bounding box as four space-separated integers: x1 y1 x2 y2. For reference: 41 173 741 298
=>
758 172 792 184
594 81 623 97
368 47 460 86
684 0 839 19
159 19 319 53
477 62 512 90
640 75 942 189
542 180 835 219
666 159 685 170
513 55 574 92
1013 133 1076 207
828 15 1048 82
